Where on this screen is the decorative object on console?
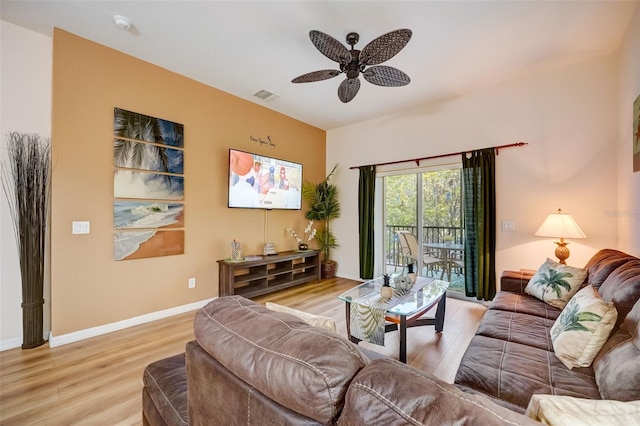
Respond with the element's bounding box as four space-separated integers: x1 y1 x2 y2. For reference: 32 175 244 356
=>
262 242 277 256
550 285 618 369
534 208 586 264
292 29 412 103
525 258 587 308
286 220 316 251
231 240 244 261
302 164 341 279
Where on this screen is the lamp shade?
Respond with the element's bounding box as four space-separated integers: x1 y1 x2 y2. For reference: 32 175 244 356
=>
534 209 586 239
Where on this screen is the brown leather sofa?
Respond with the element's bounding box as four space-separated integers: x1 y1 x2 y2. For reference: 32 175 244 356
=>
143 295 538 425
455 249 640 413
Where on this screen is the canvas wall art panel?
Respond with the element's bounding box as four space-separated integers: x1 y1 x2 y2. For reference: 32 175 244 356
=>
114 170 184 200
114 201 184 230
634 94 640 172
114 107 184 148
114 230 184 261
114 139 184 174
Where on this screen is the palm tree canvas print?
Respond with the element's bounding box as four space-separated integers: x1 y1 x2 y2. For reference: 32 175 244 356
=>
113 108 185 260
114 139 184 174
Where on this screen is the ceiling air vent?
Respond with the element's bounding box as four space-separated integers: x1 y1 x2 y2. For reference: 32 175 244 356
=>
253 89 278 102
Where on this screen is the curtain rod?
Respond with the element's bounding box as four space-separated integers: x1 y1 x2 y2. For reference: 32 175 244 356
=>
349 142 528 170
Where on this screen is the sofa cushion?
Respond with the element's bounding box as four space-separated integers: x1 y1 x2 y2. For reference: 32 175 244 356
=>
584 249 638 290
193 296 368 424
525 258 587 309
142 353 188 426
339 358 539 425
476 309 556 351
265 301 337 331
550 285 618 369
455 335 600 412
525 394 640 425
593 300 640 401
490 291 562 320
597 259 640 330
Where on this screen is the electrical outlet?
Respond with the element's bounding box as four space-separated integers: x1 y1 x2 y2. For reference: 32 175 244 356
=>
188 278 196 289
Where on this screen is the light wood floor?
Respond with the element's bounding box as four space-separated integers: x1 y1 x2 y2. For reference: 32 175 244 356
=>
0 277 486 425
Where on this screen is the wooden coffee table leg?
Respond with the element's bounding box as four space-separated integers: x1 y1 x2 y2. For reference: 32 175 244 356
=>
345 302 351 339
399 315 407 363
435 295 446 332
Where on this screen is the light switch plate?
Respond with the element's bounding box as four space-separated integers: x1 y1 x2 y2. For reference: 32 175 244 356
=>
501 221 515 231
72 221 90 234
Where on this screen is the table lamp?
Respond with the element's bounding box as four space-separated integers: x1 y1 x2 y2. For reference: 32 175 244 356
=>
534 209 586 264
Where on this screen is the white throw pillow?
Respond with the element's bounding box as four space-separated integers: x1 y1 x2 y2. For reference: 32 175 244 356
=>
526 394 640 425
525 258 587 308
550 285 617 369
265 302 337 331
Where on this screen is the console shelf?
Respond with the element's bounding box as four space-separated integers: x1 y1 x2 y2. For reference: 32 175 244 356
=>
217 250 321 298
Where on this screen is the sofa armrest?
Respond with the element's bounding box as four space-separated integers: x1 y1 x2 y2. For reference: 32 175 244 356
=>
500 269 535 294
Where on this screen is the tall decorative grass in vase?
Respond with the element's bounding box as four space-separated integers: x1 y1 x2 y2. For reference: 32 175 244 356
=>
1 132 51 349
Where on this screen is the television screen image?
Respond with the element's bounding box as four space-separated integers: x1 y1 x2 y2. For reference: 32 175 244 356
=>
228 149 302 210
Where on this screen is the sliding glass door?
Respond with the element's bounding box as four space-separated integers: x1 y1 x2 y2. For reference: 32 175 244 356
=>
383 167 464 291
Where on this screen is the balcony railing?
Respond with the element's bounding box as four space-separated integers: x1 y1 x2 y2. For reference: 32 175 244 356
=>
385 224 463 269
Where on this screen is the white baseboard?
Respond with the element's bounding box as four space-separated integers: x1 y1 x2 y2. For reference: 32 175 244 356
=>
48 297 216 348
0 330 51 352
0 336 23 351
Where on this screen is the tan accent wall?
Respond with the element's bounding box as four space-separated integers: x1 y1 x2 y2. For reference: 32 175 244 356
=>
50 29 325 335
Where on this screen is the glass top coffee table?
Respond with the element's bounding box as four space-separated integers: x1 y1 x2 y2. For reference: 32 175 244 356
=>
338 276 449 363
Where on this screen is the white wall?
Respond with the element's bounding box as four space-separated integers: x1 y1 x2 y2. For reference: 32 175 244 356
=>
328 54 620 281
617 6 640 256
1 21 52 350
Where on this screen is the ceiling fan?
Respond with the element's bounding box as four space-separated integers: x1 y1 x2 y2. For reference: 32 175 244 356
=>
292 29 412 103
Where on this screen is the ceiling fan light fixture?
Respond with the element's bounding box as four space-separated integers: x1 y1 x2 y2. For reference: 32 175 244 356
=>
292 29 412 103
253 89 278 102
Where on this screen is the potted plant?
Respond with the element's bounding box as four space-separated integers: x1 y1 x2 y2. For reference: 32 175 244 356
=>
302 164 340 279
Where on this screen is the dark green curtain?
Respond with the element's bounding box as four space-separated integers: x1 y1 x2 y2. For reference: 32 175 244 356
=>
462 149 496 301
358 165 376 279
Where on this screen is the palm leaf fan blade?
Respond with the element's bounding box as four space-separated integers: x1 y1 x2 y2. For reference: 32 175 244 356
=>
338 78 360 103
360 29 412 66
292 70 341 83
363 66 410 87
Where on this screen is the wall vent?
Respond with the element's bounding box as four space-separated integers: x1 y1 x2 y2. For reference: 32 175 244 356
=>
253 89 278 102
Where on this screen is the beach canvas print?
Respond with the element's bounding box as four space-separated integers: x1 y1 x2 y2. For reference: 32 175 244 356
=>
634 94 640 172
114 170 184 200
114 201 184 230
113 108 186 260
114 230 184 261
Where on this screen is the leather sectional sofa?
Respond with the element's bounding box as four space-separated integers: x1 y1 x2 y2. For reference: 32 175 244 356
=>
143 296 537 425
454 248 640 413
143 249 639 425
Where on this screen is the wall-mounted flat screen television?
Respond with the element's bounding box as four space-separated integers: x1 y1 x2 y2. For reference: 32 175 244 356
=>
228 149 302 210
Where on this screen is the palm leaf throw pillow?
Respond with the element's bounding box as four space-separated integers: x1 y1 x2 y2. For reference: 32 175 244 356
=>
524 258 587 308
550 285 617 369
